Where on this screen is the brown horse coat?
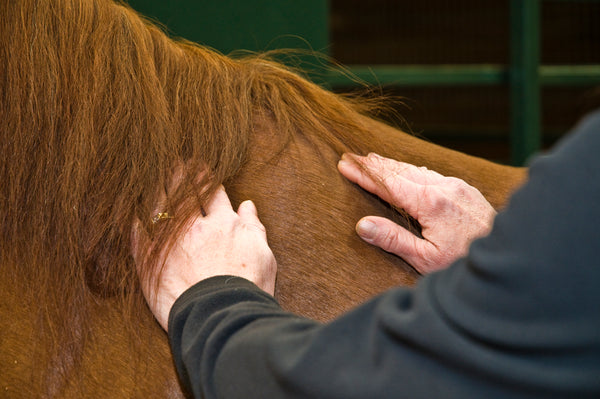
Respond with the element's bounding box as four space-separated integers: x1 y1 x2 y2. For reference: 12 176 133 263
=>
0 0 525 397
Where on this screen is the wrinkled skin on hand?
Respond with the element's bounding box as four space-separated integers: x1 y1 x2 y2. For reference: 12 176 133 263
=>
338 153 496 274
132 185 277 331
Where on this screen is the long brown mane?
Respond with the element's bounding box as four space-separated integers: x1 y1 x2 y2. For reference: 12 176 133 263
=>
0 0 525 397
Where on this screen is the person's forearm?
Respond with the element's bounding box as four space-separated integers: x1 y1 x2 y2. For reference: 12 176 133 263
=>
166 111 600 399
168 272 559 399
168 276 311 398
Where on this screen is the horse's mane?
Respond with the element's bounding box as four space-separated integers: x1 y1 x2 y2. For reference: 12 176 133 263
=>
1 0 395 390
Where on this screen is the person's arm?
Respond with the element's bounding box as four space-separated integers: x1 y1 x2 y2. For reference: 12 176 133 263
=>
141 111 600 398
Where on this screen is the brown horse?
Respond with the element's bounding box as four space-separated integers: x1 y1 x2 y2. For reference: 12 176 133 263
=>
0 0 525 397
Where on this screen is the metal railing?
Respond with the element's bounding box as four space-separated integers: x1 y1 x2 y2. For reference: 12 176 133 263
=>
128 0 600 165
326 0 600 165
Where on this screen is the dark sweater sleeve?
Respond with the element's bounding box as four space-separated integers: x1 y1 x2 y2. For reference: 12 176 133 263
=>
168 112 600 399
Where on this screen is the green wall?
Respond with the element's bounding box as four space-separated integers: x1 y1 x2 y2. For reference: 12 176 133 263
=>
126 0 329 55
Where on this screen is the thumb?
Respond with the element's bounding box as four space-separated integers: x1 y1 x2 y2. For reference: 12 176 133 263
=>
237 199 258 218
237 200 268 237
356 217 435 274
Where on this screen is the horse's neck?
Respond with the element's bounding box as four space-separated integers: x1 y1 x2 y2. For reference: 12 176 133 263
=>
358 117 527 209
228 116 526 321
0 267 181 398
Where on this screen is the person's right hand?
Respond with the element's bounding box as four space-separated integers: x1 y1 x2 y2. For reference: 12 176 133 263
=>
338 153 496 274
132 185 277 331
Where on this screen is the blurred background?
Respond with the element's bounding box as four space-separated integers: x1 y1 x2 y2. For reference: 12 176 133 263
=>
126 0 600 165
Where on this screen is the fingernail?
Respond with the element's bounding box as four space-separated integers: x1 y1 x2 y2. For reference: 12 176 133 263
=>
340 153 358 162
239 199 257 215
356 219 377 240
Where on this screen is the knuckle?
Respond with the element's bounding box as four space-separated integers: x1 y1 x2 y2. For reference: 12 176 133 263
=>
445 177 475 197
380 228 399 250
421 185 448 211
445 177 468 191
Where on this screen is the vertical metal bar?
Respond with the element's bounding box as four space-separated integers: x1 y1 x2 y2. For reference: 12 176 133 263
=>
510 0 541 165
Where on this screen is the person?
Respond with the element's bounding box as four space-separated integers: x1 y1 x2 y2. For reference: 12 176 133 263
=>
134 111 600 398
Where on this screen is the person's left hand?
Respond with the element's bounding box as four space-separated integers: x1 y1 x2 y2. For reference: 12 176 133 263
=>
133 185 277 331
338 153 496 274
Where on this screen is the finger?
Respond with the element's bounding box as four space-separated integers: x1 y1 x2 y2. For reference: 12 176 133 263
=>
204 185 233 215
337 153 363 182
338 153 397 205
130 218 142 265
339 153 423 205
237 199 258 218
339 154 425 219
152 163 185 215
237 200 268 238
365 153 446 186
356 216 436 274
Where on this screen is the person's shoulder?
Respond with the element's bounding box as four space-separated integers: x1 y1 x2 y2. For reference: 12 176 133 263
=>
541 109 600 168
574 109 600 134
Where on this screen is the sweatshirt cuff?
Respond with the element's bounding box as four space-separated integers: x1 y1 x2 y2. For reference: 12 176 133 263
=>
167 275 274 333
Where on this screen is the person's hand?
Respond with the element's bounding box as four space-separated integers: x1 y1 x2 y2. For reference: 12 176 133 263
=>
338 153 496 274
133 185 277 331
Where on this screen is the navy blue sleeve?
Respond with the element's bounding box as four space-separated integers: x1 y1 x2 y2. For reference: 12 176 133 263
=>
168 112 600 399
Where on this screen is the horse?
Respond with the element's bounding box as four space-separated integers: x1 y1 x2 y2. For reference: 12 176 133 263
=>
0 0 526 397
